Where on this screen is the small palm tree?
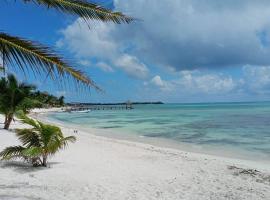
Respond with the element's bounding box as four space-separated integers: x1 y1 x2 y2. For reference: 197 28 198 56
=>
0 0 133 88
0 74 36 129
0 113 76 167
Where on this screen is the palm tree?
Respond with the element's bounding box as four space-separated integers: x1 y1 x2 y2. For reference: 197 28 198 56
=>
31 90 62 107
0 0 133 89
0 113 76 167
58 96 65 106
0 74 36 129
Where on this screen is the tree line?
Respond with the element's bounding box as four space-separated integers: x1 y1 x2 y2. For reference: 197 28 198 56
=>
0 74 65 129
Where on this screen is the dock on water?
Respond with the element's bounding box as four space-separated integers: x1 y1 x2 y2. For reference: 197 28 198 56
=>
65 101 133 112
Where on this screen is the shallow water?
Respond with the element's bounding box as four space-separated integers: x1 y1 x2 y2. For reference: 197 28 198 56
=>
48 102 270 160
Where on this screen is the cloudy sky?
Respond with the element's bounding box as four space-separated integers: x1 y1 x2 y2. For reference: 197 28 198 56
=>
3 0 270 103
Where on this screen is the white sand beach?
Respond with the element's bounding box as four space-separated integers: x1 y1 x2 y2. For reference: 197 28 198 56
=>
1 109 270 200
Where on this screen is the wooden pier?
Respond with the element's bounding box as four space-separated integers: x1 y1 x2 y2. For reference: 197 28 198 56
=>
66 101 133 112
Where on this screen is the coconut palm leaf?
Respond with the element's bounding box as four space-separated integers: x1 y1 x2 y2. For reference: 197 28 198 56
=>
22 147 43 158
60 136 76 148
0 146 26 160
16 128 41 147
0 33 100 90
23 0 134 23
16 111 40 129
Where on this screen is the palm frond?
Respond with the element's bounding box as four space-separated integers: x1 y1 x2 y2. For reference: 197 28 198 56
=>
22 147 43 158
0 146 26 160
46 135 75 154
46 139 61 154
16 128 41 147
38 122 60 141
0 33 100 90
24 0 134 23
61 136 76 148
16 111 40 128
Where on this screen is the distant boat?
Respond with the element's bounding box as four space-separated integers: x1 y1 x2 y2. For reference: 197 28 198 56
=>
71 109 91 113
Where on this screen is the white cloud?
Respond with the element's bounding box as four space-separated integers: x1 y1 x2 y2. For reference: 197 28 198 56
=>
112 0 270 70
58 0 270 77
96 62 114 72
151 76 164 87
150 75 174 91
242 65 270 93
56 0 270 101
58 19 149 79
146 66 270 101
179 71 236 94
114 54 148 79
59 20 117 59
148 71 236 94
78 59 91 66
78 59 114 73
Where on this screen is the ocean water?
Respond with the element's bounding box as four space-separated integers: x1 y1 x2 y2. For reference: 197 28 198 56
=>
48 102 270 160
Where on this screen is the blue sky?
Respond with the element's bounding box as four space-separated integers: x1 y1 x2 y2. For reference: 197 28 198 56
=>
2 0 270 103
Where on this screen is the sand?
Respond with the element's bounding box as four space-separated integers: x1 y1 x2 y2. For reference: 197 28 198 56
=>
0 109 270 200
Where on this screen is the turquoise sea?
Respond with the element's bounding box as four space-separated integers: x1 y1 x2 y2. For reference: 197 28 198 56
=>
48 102 270 161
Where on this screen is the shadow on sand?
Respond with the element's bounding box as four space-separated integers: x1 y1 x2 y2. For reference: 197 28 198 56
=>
0 194 42 200
0 161 61 173
0 161 61 200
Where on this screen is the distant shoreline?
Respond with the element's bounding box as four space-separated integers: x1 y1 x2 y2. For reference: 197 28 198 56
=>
66 101 164 106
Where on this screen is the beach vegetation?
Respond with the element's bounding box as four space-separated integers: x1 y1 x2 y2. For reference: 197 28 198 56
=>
31 91 66 108
0 74 66 129
0 113 76 167
0 74 36 129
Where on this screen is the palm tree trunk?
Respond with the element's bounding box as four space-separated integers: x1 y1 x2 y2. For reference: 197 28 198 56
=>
42 155 48 167
4 114 13 130
4 115 7 126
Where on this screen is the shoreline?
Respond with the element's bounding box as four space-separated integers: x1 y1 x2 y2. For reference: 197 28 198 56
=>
36 109 270 171
0 109 270 199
